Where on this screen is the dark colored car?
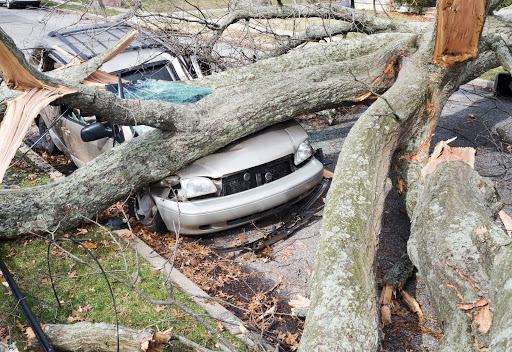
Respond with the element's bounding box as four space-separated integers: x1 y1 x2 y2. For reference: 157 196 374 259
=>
1 0 40 8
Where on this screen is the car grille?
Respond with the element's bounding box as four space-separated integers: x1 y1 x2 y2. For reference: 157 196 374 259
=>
220 156 295 196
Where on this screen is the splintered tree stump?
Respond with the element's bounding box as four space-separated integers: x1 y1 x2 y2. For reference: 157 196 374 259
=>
433 0 488 67
379 254 423 326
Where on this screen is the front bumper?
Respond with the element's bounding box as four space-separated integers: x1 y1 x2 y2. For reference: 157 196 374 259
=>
154 157 324 234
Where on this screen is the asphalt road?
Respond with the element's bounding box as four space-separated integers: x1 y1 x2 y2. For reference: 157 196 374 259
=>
0 5 95 50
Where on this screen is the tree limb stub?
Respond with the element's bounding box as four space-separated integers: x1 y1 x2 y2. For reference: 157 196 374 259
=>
433 0 488 68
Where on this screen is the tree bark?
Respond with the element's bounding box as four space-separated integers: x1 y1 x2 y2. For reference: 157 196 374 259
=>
299 35 444 351
0 3 511 352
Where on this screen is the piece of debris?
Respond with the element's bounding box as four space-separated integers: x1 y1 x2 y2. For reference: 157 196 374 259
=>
288 294 310 319
421 138 475 179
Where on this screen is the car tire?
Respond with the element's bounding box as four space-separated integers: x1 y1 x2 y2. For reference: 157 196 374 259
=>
37 116 58 154
129 190 168 233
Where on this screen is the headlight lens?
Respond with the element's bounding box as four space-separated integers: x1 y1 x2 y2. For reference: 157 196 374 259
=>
181 177 217 199
294 140 314 165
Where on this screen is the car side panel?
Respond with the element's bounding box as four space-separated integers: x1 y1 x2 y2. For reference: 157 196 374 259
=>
60 117 115 165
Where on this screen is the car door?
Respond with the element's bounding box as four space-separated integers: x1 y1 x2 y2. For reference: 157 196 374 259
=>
41 105 131 167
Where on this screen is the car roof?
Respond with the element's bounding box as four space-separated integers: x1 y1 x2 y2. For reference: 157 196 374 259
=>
45 24 175 62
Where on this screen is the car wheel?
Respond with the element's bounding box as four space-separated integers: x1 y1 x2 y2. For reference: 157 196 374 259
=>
37 116 58 154
129 190 167 233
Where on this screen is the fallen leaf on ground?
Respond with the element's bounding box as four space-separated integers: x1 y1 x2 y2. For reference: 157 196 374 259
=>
236 235 248 243
216 321 225 331
82 242 98 249
288 295 310 309
154 305 166 312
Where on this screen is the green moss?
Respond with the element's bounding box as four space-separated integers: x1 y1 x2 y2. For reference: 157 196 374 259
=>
479 66 507 81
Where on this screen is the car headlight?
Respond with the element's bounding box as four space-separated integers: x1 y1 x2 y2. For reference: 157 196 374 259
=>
181 177 218 199
294 140 314 165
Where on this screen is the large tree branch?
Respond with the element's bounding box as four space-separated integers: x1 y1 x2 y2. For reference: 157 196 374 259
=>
266 21 355 57
186 33 416 89
147 3 428 50
0 33 411 237
298 32 454 350
298 12 506 343
1 33 416 130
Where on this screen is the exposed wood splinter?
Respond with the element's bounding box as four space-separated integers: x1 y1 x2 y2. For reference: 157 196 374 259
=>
433 0 488 67
421 137 475 179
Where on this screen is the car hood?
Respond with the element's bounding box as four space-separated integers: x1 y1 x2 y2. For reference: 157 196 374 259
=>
178 120 308 179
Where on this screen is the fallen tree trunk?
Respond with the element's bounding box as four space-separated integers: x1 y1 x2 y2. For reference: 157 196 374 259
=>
408 161 512 351
0 32 411 238
27 322 165 352
300 4 512 350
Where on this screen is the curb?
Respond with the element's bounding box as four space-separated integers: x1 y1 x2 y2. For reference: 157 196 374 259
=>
113 229 273 351
18 143 64 180
467 78 494 90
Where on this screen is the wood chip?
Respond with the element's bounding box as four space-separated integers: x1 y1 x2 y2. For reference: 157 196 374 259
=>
380 283 393 327
400 289 424 322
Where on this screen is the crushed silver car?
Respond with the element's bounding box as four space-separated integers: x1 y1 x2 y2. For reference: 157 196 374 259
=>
34 24 324 234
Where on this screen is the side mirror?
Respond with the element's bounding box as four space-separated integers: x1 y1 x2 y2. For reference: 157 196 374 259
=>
81 122 114 142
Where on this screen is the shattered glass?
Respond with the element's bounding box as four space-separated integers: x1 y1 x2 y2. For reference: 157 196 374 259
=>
106 78 215 104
